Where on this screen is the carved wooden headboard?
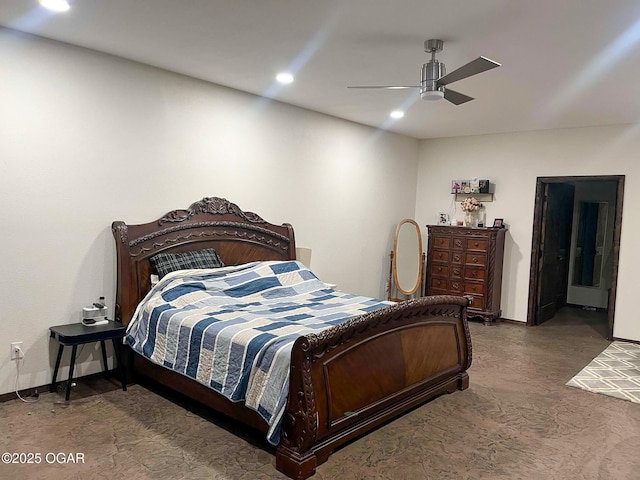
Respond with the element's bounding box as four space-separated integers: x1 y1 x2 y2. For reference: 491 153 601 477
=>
112 197 296 325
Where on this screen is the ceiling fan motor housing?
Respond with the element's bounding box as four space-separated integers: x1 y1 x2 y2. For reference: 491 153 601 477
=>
421 60 446 100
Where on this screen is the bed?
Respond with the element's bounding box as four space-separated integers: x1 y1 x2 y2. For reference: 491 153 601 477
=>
112 196 472 479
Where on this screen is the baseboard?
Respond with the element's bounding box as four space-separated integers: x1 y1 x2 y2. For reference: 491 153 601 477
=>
611 337 640 345
565 303 607 313
497 317 526 325
0 385 42 403
0 369 120 403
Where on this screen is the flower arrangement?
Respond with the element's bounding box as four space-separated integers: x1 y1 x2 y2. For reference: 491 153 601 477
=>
460 197 482 212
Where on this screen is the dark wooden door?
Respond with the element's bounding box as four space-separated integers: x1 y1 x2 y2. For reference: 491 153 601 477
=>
536 183 575 324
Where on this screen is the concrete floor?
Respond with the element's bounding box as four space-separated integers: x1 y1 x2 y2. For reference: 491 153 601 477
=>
2 309 639 480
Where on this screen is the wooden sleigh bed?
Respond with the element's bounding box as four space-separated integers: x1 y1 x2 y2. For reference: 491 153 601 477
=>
112 197 472 479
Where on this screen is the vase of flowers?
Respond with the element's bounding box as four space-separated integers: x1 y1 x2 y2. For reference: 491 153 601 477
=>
460 197 482 227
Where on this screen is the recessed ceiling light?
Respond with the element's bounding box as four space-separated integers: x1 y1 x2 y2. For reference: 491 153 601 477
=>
39 0 70 12
390 110 405 119
276 73 294 85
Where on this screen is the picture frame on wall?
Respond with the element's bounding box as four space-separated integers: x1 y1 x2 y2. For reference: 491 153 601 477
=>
437 212 450 225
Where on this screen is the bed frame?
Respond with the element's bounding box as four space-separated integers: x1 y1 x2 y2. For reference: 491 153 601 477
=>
112 197 472 479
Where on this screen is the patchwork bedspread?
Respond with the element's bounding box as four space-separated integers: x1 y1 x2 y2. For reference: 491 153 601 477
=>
126 260 391 444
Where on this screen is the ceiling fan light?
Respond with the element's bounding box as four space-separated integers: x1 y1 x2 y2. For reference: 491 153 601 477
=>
421 90 444 101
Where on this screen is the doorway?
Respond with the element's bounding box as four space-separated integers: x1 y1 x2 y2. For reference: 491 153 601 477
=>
527 175 624 340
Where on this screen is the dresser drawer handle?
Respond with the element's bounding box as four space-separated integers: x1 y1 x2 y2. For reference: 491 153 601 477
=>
437 267 443 272
455 240 462 247
452 282 459 289
474 241 479 247
453 268 461 276
471 271 477 277
472 257 478 263
454 255 461 261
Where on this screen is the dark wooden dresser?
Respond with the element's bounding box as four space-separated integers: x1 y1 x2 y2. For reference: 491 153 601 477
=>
426 225 506 323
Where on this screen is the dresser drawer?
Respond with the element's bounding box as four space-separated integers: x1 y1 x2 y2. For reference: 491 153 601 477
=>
464 268 486 281
429 277 449 292
467 294 485 310
464 282 485 296
449 279 463 293
452 237 465 250
465 253 486 266
431 264 450 277
466 238 489 251
432 236 451 249
451 252 464 264
432 250 450 263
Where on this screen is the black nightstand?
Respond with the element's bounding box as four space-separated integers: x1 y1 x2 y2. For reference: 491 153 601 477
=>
49 320 127 401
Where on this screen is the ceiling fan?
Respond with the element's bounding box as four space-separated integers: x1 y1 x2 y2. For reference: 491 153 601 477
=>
347 39 501 105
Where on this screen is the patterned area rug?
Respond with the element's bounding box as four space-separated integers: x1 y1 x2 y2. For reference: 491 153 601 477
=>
567 341 640 403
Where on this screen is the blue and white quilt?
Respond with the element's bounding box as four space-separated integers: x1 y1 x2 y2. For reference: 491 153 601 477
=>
126 260 391 444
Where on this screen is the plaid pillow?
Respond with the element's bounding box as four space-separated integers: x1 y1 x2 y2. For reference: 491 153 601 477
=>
150 248 225 279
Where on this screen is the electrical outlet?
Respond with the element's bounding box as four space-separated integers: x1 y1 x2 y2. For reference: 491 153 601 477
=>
11 342 24 360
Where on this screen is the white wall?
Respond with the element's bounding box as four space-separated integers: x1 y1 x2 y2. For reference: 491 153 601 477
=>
416 125 640 341
0 29 419 396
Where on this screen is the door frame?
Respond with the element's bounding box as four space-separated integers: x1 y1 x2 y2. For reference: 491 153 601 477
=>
527 175 624 340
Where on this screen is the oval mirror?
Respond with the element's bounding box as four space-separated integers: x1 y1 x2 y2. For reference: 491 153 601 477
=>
393 219 423 296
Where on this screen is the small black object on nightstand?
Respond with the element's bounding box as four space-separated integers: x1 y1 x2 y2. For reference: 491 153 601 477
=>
49 320 127 401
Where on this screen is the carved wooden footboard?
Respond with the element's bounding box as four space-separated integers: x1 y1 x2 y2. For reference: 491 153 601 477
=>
276 296 471 479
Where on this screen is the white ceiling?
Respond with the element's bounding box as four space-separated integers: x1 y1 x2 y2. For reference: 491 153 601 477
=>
2 0 640 139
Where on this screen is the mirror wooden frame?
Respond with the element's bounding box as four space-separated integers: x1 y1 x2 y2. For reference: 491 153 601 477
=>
389 219 424 300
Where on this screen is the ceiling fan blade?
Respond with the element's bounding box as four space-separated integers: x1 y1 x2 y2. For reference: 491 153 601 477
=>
444 88 474 105
437 56 501 86
347 85 420 89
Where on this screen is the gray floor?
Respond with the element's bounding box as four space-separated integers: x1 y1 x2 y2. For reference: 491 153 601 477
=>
2 308 640 479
